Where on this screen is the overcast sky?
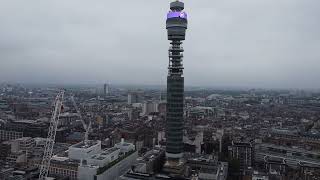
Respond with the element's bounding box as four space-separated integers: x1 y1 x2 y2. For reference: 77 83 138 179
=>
0 0 319 89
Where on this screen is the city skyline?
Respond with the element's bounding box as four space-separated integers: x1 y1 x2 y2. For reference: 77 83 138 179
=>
1 1 320 180
1 0 320 88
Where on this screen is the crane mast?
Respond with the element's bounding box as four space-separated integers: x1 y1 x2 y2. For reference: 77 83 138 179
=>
39 91 64 180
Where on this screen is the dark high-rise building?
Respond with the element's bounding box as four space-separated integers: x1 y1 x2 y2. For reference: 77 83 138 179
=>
103 83 109 96
228 142 254 175
104 83 107 96
165 0 188 161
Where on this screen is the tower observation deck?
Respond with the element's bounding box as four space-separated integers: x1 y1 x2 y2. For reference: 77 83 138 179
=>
165 0 188 161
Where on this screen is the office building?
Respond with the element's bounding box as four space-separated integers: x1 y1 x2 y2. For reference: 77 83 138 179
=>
78 139 137 180
255 143 320 169
228 142 254 174
142 101 159 116
128 92 142 105
103 83 110 96
187 157 228 180
40 139 136 180
0 129 23 142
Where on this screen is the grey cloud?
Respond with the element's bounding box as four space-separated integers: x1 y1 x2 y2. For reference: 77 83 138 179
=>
0 0 319 88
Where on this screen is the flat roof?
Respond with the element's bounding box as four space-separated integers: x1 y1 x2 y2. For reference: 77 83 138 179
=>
51 155 69 162
116 142 131 147
15 137 33 141
71 140 99 149
259 143 320 155
91 147 120 160
14 120 36 124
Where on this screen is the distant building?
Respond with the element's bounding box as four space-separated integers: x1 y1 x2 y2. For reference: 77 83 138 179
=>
59 112 79 127
119 147 167 180
103 83 110 96
11 137 35 157
13 103 39 119
142 101 159 116
264 156 287 176
127 108 140 121
299 163 320 179
183 131 203 154
251 171 269 180
0 129 23 142
136 147 166 174
0 120 48 139
6 151 26 165
228 142 254 174
186 157 228 180
0 137 34 166
255 143 320 169
157 102 166 116
268 127 320 149
0 141 12 161
49 157 78 180
128 92 142 104
0 168 14 180
187 106 215 118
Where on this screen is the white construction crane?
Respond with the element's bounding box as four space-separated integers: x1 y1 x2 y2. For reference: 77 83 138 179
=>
71 95 91 146
39 91 64 180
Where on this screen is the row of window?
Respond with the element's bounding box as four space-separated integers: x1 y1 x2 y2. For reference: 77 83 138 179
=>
50 167 77 179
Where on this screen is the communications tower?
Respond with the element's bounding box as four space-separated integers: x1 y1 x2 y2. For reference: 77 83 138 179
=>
165 0 188 162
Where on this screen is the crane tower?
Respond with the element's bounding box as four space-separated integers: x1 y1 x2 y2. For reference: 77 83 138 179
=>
39 91 64 180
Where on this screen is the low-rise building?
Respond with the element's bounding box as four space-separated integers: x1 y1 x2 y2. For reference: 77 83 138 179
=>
78 139 137 180
255 143 320 169
187 157 228 180
68 140 102 161
0 130 23 142
49 156 79 180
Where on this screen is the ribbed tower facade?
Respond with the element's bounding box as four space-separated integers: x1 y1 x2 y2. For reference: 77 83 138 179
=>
165 0 188 160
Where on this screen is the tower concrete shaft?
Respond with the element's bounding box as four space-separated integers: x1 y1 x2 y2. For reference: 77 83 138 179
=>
165 0 188 160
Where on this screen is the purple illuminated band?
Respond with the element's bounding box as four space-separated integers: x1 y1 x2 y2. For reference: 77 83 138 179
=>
167 11 187 19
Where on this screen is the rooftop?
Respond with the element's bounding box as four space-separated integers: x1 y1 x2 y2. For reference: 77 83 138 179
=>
91 147 120 160
13 120 36 124
15 137 33 141
71 140 100 149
